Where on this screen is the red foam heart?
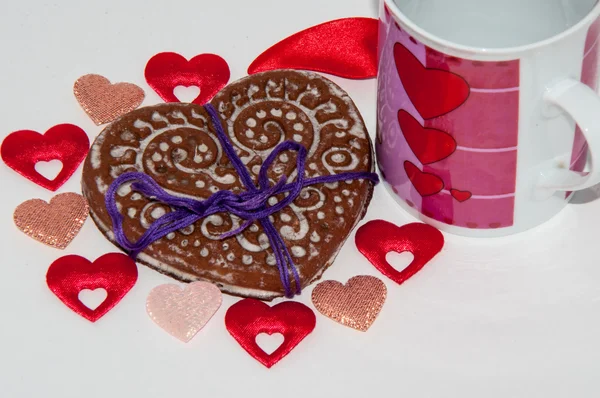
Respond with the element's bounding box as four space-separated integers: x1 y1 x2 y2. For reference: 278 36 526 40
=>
394 43 470 119
46 253 138 322
398 110 456 164
355 220 444 285
451 189 472 202
248 18 378 79
145 52 230 105
225 299 316 368
404 161 444 196
1 124 89 191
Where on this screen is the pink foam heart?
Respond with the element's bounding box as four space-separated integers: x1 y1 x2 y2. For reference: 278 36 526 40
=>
146 281 222 342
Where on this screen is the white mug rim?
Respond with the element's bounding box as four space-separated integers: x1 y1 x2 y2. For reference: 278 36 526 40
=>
384 0 600 60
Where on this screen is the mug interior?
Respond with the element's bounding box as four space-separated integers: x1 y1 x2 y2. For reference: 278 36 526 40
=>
393 0 599 48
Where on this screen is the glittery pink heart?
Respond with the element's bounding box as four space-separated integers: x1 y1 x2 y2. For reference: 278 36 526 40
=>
311 275 387 331
13 192 89 249
146 281 222 342
74 74 145 125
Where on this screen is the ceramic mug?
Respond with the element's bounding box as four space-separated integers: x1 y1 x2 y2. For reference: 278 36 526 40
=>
377 0 600 237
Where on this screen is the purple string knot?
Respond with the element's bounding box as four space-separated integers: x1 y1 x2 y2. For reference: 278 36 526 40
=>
105 103 379 297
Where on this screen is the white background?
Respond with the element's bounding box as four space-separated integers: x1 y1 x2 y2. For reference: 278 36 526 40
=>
2 0 600 397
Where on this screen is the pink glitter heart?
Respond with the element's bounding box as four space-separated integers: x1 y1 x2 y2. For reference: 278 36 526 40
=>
146 281 222 342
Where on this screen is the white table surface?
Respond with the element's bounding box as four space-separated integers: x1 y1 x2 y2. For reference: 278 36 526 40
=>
2 0 600 397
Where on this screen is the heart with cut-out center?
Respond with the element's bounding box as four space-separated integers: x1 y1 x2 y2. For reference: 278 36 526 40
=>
225 299 316 368
398 110 456 165
1 124 89 191
74 74 145 125
355 220 444 285
13 192 88 249
394 43 470 119
147 281 222 343
145 52 230 105
312 275 386 331
78 288 108 310
46 253 138 322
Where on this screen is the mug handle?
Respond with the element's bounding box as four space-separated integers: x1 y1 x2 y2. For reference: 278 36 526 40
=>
539 78 600 192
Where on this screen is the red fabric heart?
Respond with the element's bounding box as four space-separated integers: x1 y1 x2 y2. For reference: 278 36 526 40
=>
394 43 470 119
355 220 444 285
145 52 230 105
451 189 472 202
398 110 456 164
1 124 89 191
404 161 444 196
46 253 138 322
248 18 378 79
225 299 316 368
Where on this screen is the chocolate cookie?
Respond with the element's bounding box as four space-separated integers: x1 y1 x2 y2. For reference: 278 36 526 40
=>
82 70 375 300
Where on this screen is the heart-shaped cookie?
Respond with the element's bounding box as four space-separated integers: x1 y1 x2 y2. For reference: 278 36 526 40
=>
225 299 316 368
404 161 444 196
82 70 376 299
394 43 470 119
398 110 456 165
46 253 138 322
74 74 145 125
145 52 230 105
355 220 444 285
13 192 88 249
312 275 386 331
146 281 222 343
1 124 89 191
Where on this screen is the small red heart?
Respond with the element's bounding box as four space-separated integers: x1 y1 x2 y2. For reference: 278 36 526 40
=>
355 220 444 285
1 124 89 191
145 52 230 105
398 110 456 164
450 189 472 202
404 161 444 196
225 299 316 368
46 253 138 322
394 43 470 119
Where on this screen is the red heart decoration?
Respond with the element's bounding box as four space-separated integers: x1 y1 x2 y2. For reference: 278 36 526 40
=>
145 52 230 105
394 43 470 119
355 220 444 285
46 253 138 322
225 299 316 368
451 189 472 202
398 110 456 164
404 161 444 196
1 124 89 191
248 18 378 79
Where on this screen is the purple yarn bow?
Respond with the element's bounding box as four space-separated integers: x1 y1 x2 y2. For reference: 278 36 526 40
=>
106 103 379 297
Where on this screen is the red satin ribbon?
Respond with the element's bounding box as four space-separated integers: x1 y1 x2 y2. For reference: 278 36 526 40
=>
248 17 378 79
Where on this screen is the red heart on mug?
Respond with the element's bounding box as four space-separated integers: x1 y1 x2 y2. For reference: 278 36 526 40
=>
450 188 472 202
225 299 316 368
1 124 89 191
394 43 470 119
355 220 444 285
46 253 138 322
404 161 444 196
145 52 230 105
398 110 456 164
